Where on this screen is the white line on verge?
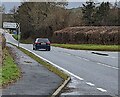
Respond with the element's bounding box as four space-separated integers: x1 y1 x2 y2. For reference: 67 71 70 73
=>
21 46 84 81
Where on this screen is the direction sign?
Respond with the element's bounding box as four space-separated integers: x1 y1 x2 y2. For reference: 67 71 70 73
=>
3 22 17 29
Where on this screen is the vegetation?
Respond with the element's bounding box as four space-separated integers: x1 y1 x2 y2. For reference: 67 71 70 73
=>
52 44 120 51
52 26 119 45
12 1 119 43
15 2 69 41
12 34 32 44
82 2 119 26
3 1 119 45
12 34 20 41
1 47 20 86
2 35 6 49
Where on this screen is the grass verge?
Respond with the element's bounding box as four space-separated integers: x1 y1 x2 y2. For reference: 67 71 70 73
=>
12 34 20 40
1 47 20 87
9 43 69 80
19 47 69 80
52 44 120 51
12 35 32 44
8 43 70 96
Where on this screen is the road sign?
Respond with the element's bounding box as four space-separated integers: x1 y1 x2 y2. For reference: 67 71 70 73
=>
3 22 17 29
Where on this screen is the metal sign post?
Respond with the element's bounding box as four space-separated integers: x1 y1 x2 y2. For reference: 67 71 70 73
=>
17 23 20 47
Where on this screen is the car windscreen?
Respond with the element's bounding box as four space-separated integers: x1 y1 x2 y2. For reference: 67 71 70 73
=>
36 38 49 43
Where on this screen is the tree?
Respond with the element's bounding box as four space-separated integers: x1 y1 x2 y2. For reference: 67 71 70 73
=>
94 2 110 25
15 2 68 40
0 4 5 13
82 1 96 25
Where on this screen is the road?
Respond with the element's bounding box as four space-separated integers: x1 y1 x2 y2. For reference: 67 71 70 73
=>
5 33 119 96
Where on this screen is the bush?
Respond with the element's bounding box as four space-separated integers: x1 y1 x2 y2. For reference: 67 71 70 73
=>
52 26 119 45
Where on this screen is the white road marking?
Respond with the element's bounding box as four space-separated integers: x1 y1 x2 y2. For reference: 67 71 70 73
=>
7 34 111 94
97 63 118 70
67 53 71 56
21 46 84 81
97 88 107 92
111 57 117 59
82 58 90 61
20 46 109 94
86 82 95 86
104 56 117 59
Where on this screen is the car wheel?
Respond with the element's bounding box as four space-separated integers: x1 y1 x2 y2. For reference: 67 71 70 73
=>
47 47 50 51
33 46 36 50
33 47 35 50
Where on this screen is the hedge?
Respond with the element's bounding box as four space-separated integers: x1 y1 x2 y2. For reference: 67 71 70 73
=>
52 26 119 45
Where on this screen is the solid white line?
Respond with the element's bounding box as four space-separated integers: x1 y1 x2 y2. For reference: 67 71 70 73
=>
97 88 107 92
97 63 118 70
86 82 95 86
21 46 84 81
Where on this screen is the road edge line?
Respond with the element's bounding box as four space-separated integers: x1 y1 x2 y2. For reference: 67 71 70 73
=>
8 42 71 97
20 46 71 97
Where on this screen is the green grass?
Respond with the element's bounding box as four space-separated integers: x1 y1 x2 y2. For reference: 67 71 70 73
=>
0 47 20 86
12 35 33 44
12 34 20 40
20 38 33 44
52 44 120 51
6 42 69 80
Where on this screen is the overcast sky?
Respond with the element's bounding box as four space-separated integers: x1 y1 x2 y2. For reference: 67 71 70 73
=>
2 0 118 13
2 2 83 13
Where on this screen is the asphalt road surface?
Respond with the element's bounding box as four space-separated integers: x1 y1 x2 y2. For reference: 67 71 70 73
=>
5 33 119 97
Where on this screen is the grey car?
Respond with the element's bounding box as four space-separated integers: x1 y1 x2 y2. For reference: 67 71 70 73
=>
33 38 51 51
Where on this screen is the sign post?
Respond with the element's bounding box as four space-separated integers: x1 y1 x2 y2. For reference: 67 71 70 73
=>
17 23 20 47
3 22 21 47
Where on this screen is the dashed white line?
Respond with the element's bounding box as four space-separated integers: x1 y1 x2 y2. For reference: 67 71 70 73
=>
97 88 107 92
86 82 95 86
21 46 109 93
67 53 71 56
97 63 118 70
111 57 117 59
82 58 90 61
104 56 117 59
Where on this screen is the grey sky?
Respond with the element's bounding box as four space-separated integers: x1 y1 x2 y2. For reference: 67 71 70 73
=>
2 2 83 13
